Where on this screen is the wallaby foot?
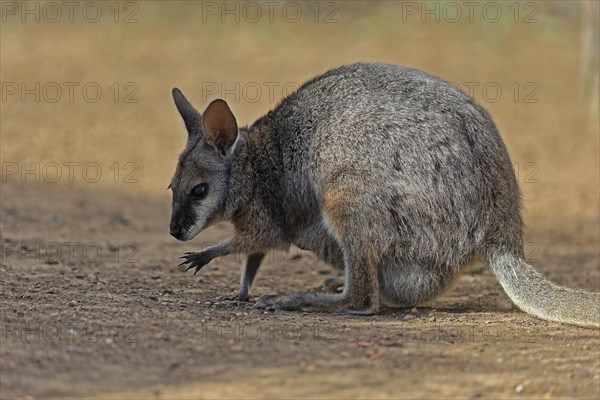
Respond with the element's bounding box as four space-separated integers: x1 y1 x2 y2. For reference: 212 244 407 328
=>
217 292 251 302
251 292 344 312
348 308 377 316
321 276 345 292
252 291 378 314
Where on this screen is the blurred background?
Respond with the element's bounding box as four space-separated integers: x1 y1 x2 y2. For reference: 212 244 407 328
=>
1 0 598 238
0 1 599 241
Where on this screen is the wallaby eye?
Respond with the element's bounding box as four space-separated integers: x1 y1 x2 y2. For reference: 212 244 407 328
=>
191 183 209 199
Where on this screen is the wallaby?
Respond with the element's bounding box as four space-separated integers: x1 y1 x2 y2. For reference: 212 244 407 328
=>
169 63 599 328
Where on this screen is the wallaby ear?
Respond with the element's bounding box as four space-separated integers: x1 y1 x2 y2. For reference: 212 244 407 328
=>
172 88 202 137
202 99 238 157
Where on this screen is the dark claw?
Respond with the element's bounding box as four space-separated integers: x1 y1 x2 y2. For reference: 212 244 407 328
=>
179 252 195 260
178 251 210 275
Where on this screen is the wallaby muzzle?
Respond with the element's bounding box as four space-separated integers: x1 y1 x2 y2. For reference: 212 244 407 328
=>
169 205 192 241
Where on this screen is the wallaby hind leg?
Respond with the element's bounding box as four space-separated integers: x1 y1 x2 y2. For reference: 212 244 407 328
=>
252 249 379 313
253 190 379 314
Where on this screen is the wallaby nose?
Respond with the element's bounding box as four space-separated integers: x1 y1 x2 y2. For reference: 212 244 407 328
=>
170 224 182 239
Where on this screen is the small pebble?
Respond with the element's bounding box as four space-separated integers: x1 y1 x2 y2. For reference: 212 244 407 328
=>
468 389 482 399
403 314 415 321
515 384 525 394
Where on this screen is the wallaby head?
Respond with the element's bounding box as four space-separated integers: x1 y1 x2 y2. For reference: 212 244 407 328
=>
169 88 239 241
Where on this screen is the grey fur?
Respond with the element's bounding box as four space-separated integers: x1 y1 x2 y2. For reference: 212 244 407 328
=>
169 63 599 328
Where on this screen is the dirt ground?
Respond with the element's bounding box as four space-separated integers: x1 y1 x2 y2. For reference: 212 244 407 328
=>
1 179 598 400
1 2 599 399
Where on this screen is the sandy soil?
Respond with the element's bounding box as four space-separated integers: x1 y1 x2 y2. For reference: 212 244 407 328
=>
1 3 599 399
0 180 598 399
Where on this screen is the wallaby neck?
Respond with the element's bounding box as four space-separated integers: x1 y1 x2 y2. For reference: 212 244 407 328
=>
227 123 303 242
226 126 281 216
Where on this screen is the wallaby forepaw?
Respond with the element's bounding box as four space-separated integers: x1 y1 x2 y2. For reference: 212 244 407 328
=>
178 251 211 275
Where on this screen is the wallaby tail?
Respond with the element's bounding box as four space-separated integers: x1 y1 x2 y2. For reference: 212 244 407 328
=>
486 247 600 329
